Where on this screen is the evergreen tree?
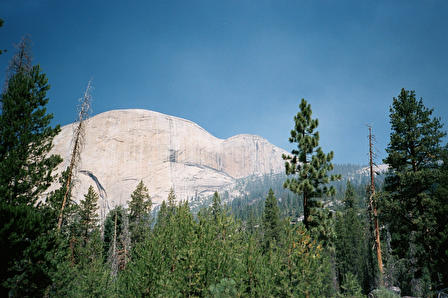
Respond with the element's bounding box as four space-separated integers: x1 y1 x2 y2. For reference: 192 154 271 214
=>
262 188 280 251
155 200 169 230
167 187 176 209
128 180 152 223
78 185 100 238
0 38 62 296
128 180 152 245
0 40 61 205
104 205 130 274
166 187 177 220
0 202 58 296
381 88 446 295
432 145 448 289
335 181 369 293
283 98 340 233
47 230 114 297
212 191 222 220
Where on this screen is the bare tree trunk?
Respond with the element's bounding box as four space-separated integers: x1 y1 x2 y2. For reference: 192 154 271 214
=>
120 212 130 270
109 211 118 277
369 126 384 286
113 212 117 256
57 80 92 231
3 36 32 92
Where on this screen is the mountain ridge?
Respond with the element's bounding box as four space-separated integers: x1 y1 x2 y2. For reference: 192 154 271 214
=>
48 109 288 218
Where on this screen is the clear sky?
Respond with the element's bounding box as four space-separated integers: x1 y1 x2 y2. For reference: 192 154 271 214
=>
1 0 447 165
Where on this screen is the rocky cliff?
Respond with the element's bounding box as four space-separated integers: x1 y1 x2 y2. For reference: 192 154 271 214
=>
49 109 288 212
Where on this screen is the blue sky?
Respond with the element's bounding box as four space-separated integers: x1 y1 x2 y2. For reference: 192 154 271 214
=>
1 0 447 164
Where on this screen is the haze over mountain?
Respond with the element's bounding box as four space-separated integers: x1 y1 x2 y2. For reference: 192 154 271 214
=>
49 109 288 214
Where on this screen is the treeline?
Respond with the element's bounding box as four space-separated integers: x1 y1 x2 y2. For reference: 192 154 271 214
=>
226 164 380 222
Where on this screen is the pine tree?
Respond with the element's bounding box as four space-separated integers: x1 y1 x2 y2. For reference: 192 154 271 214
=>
0 39 61 205
262 189 280 251
212 191 222 221
155 200 169 229
384 89 445 173
0 38 62 296
78 185 100 238
432 145 448 288
128 180 152 223
283 98 340 232
335 181 369 293
128 180 152 245
167 187 177 217
381 88 446 295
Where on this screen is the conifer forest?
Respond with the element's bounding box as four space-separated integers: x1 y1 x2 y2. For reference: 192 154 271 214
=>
1 10 448 298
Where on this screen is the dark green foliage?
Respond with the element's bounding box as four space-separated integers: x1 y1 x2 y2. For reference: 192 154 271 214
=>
47 231 114 297
155 200 169 229
167 187 176 210
103 206 126 260
384 89 445 173
262 188 281 250
0 65 62 205
0 42 62 296
128 180 152 245
117 190 332 297
432 146 448 288
335 181 370 293
339 272 363 297
381 89 447 295
128 180 152 223
46 167 77 232
78 185 100 238
208 278 238 297
0 202 58 296
47 185 113 296
212 191 222 220
283 98 340 234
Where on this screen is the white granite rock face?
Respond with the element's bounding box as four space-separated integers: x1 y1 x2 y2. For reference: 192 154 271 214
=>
49 109 288 211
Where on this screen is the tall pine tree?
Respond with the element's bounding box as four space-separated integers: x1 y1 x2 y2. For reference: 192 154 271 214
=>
381 88 446 295
0 38 61 205
0 38 62 296
283 98 340 234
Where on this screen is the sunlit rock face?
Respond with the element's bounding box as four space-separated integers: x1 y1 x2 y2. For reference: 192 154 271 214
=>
49 109 287 212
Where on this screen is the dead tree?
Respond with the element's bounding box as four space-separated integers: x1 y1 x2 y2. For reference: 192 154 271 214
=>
108 207 131 277
118 212 131 270
109 211 119 277
57 80 92 231
368 126 384 285
2 36 32 94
